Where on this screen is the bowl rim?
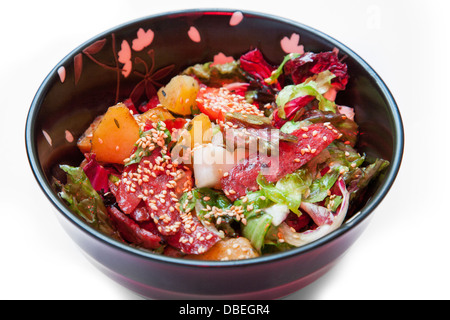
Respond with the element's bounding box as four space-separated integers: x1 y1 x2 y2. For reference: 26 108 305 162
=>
25 8 404 268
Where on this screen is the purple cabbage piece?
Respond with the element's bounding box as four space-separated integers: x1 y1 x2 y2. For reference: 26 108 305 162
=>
82 156 111 194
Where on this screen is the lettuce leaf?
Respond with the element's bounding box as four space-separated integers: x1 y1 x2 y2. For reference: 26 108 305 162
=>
304 168 341 203
326 142 389 202
234 190 273 220
233 190 274 252
276 71 337 117
283 51 349 90
182 60 246 87
327 141 366 175
346 158 390 202
278 178 350 247
257 169 312 215
280 120 312 134
54 165 122 240
179 187 232 217
264 53 301 84
180 188 237 237
242 213 273 253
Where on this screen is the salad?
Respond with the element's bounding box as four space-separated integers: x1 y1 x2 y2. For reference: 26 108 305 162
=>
54 47 389 261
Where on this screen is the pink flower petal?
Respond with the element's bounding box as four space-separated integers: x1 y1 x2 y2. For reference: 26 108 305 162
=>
132 28 154 51
42 130 52 146
211 52 234 66
65 130 74 143
280 33 305 54
57 66 66 83
188 26 201 43
229 11 244 26
74 53 83 85
118 40 132 64
122 61 132 78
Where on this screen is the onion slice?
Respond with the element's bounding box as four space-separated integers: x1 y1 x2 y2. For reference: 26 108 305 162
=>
279 178 349 247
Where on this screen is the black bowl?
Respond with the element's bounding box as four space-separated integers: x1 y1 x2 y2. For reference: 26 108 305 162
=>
25 9 403 299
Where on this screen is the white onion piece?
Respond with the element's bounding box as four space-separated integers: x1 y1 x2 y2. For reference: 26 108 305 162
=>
300 202 333 226
280 179 350 247
211 128 224 147
192 144 236 188
264 204 290 226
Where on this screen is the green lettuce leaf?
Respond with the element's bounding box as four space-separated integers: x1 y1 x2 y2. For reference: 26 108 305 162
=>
264 53 302 84
55 165 122 240
279 120 312 134
304 168 341 203
182 60 246 87
346 158 390 202
232 190 274 252
179 187 232 217
180 188 236 237
257 169 312 215
276 71 337 114
242 213 273 253
327 141 366 174
234 190 273 220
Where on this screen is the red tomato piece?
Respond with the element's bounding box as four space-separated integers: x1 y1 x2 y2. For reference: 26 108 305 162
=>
196 86 263 121
163 118 187 133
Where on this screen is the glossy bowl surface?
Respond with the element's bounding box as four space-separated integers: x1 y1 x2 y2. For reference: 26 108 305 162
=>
25 9 403 299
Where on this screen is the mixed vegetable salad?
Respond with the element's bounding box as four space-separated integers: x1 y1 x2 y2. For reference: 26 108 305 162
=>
54 48 389 261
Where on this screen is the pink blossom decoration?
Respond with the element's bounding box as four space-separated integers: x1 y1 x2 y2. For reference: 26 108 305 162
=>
65 130 74 143
211 52 234 66
280 33 304 54
132 28 154 51
187 26 201 43
42 130 52 146
118 40 132 77
229 11 244 26
57 66 66 83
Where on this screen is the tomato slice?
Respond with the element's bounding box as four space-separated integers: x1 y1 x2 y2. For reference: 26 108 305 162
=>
163 118 187 133
196 86 263 122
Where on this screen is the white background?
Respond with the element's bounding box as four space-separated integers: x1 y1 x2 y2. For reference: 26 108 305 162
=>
1 0 449 300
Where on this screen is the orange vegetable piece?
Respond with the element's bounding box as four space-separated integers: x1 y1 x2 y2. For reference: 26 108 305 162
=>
91 103 140 164
77 115 103 154
137 106 175 124
188 113 212 149
188 237 259 261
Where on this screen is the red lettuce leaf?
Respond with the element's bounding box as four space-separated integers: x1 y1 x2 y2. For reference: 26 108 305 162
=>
82 155 111 194
284 51 349 91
